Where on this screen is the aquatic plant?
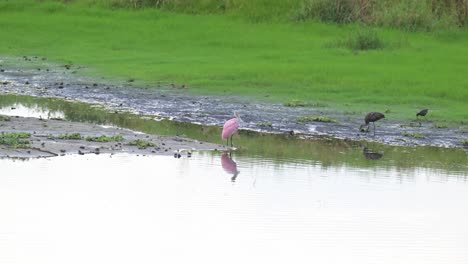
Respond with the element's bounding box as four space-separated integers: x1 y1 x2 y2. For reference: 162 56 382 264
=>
0 132 31 148
127 139 155 149
284 100 327 107
0 116 11 121
403 132 426 139
462 139 468 146
297 116 338 124
85 135 124 142
53 133 83 140
257 122 273 128
433 123 448 128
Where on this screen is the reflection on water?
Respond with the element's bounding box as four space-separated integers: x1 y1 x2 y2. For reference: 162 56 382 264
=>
0 153 467 264
362 146 384 160
0 103 65 119
221 152 240 182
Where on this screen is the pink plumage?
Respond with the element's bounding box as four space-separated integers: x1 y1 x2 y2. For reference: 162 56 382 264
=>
221 112 240 146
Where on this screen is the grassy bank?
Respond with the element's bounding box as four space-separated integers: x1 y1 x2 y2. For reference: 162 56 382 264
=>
0 1 467 122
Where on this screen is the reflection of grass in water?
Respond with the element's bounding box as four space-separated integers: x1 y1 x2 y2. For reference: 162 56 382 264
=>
0 132 31 148
1 94 466 172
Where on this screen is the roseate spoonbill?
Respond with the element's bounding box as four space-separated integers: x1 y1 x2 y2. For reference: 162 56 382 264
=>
222 112 240 147
417 109 428 119
360 112 385 136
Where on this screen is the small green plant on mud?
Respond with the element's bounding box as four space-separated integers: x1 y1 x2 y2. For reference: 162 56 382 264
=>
403 132 426 139
85 135 124 142
433 123 448 128
297 116 338 124
284 100 307 107
462 139 468 146
0 116 11 121
0 132 31 148
127 139 155 149
257 122 273 128
51 133 83 140
284 100 327 107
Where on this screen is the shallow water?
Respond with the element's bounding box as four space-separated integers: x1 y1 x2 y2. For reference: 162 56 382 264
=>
1 94 467 263
0 152 467 264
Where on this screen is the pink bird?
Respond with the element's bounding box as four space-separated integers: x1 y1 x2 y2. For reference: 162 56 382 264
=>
222 112 240 147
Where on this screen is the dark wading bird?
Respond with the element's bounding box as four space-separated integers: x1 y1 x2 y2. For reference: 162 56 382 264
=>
360 112 385 136
416 109 429 119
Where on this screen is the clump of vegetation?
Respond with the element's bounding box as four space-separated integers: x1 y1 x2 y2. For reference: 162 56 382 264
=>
295 0 467 31
297 116 338 123
284 100 327 107
0 116 11 121
462 139 468 146
330 27 385 51
0 132 31 148
85 135 124 142
128 139 155 149
52 133 83 140
403 132 426 139
433 123 448 128
400 122 422 128
284 100 307 107
257 122 273 128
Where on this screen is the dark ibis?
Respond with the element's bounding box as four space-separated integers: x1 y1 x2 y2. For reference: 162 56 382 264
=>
417 109 428 119
360 112 385 136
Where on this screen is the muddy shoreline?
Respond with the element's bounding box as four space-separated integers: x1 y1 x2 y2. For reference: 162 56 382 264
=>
0 115 227 159
1 56 467 149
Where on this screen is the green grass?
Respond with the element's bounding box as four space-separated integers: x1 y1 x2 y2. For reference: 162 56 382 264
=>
0 1 467 123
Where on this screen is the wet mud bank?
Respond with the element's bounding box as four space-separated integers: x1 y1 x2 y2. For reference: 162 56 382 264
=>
0 115 226 159
1 56 467 149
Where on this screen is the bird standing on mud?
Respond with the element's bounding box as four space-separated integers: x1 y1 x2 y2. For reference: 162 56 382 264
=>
417 109 428 119
360 112 385 136
222 112 241 147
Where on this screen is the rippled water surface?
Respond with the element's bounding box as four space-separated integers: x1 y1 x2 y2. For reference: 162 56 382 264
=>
1 152 467 264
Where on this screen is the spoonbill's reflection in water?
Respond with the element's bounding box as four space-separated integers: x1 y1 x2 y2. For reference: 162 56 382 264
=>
221 152 240 182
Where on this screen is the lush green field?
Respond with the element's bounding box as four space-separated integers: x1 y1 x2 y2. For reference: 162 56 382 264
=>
0 1 467 122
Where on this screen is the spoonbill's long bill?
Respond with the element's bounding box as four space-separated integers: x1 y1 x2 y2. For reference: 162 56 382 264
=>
222 112 240 147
